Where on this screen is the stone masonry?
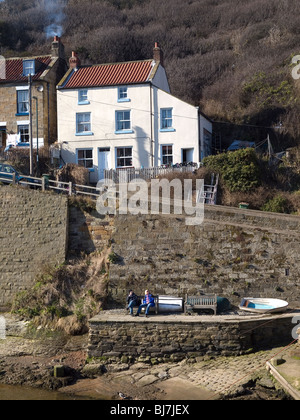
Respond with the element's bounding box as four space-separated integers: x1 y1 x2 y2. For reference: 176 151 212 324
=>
0 186 68 309
88 311 297 360
68 206 114 255
2 188 300 312
109 205 300 308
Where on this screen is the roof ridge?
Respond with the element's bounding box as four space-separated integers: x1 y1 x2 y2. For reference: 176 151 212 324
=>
60 59 156 89
77 59 153 68
5 54 52 61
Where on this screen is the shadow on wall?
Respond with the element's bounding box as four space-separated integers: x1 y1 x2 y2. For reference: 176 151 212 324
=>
69 205 96 255
68 203 114 256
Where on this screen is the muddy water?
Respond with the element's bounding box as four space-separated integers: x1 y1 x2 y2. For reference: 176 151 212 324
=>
0 384 93 400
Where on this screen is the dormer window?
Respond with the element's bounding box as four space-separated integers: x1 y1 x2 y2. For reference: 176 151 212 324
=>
23 60 36 77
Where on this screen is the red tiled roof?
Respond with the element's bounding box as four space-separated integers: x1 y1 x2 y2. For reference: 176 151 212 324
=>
1 56 52 83
62 60 154 89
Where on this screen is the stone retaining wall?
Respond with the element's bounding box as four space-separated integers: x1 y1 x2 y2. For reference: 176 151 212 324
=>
0 187 68 309
68 207 114 254
2 185 300 313
109 206 300 308
88 313 297 360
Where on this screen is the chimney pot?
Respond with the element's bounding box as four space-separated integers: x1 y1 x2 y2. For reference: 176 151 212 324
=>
69 51 81 69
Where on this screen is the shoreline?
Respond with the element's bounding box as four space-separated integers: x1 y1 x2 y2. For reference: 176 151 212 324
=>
0 313 295 400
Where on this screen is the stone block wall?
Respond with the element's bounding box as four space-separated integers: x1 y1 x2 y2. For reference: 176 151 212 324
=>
88 313 296 360
1 186 300 313
109 205 300 308
0 186 68 309
68 206 114 254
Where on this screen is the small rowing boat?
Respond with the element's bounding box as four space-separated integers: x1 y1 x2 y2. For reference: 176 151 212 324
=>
239 297 289 314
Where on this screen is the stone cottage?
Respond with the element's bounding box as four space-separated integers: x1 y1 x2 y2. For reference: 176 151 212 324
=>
0 36 67 151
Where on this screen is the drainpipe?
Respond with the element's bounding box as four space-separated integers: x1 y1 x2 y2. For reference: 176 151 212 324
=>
197 107 202 163
47 82 50 146
150 83 154 167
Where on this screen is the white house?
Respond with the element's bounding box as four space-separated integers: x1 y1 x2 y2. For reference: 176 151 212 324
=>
57 44 212 183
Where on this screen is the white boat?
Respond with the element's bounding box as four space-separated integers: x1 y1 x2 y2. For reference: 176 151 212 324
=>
239 297 289 314
157 295 184 313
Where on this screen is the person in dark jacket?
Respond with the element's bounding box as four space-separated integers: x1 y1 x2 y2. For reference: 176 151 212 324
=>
126 290 139 315
135 290 155 318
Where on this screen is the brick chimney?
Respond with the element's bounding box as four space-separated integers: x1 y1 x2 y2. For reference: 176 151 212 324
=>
51 36 65 59
153 42 164 67
69 51 81 70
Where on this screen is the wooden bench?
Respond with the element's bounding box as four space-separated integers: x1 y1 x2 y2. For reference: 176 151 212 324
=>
136 295 159 315
185 294 217 315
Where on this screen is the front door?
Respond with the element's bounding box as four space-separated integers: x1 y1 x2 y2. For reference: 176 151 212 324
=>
182 148 194 164
98 148 111 180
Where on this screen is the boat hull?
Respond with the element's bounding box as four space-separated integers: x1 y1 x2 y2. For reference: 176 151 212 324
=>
239 298 289 314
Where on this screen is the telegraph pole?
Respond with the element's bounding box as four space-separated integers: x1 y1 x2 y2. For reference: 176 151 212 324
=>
28 74 33 176
33 96 39 169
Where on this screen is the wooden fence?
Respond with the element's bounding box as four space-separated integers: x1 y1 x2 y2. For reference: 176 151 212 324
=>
103 165 197 184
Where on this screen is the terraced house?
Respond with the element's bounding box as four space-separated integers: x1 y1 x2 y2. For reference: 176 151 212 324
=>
57 43 212 183
0 37 67 151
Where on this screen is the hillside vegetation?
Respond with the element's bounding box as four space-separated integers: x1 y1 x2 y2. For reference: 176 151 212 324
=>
2 0 300 147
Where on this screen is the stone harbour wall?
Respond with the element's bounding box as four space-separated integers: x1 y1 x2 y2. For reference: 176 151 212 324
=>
109 205 300 308
88 313 297 360
0 186 68 309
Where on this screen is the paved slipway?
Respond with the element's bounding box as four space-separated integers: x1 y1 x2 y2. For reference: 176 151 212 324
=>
61 346 294 400
0 314 296 400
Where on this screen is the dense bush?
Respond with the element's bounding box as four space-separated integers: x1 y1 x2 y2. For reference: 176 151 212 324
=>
261 195 289 213
203 148 261 193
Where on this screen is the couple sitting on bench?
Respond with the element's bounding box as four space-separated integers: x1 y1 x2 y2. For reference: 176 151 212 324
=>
127 289 155 317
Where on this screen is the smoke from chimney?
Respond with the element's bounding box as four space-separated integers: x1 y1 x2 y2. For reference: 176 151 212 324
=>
52 36 65 59
39 0 67 38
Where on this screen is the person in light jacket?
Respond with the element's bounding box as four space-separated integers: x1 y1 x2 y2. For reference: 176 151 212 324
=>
135 290 155 318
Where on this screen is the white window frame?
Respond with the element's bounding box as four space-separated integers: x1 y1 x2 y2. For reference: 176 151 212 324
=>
76 112 93 136
160 108 175 132
161 144 173 165
115 110 133 134
18 124 29 143
78 89 89 105
76 148 94 169
23 60 35 77
118 86 130 102
16 90 29 115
